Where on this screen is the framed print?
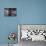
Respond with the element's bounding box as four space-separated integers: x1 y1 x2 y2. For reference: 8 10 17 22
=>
4 8 16 16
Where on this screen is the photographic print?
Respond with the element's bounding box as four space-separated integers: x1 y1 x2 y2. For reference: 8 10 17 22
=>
4 8 16 16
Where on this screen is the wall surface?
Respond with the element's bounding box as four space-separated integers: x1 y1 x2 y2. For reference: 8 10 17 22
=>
0 0 46 44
